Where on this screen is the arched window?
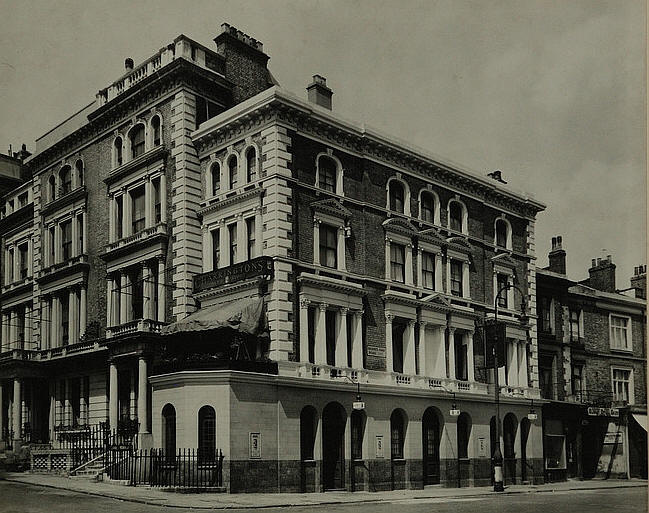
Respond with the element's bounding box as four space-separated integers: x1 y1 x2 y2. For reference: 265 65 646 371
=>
503 413 517 460
495 219 510 249
246 147 257 183
198 405 216 462
228 155 238 189
300 406 317 461
390 410 406 459
114 137 123 167
420 192 435 223
75 160 84 188
48 175 57 202
318 156 337 193
389 181 405 213
151 115 161 147
129 124 146 159
351 410 365 460
448 201 465 233
210 163 220 196
162 404 176 456
457 412 471 459
60 166 72 195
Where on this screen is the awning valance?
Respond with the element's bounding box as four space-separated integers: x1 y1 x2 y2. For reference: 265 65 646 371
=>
161 297 266 336
632 413 647 432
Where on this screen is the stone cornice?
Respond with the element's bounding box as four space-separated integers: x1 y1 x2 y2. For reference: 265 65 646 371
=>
298 273 366 297
40 187 87 217
193 87 546 220
198 184 263 217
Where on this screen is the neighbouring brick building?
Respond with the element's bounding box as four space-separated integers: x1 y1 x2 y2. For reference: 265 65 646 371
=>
537 237 647 482
0 24 550 491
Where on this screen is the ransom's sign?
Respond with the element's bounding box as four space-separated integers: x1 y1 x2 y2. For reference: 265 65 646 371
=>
587 407 620 418
194 256 274 293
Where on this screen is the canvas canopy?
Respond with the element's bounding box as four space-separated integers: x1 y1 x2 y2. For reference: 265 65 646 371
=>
632 413 647 432
161 296 266 336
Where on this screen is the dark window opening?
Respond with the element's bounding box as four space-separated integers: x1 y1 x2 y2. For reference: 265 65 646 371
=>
246 147 257 182
211 229 220 270
450 260 463 297
325 309 336 366
496 219 508 248
198 406 216 462
421 193 434 222
211 163 220 196
449 202 463 232
422 252 435 289
151 116 161 146
130 125 145 159
389 182 405 213
319 224 337 268
319 157 336 192
390 410 405 459
60 166 72 195
61 221 72 261
392 322 405 373
390 243 405 282
300 407 316 461
131 186 146 233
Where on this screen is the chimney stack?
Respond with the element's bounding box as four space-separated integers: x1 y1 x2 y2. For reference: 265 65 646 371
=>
630 264 646 299
125 58 134 71
588 254 616 293
306 75 333 110
548 236 566 275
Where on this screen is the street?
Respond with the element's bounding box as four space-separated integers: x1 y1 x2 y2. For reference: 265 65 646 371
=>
0 481 645 513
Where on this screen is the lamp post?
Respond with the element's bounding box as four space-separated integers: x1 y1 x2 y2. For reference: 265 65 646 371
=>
492 282 528 492
338 373 364 411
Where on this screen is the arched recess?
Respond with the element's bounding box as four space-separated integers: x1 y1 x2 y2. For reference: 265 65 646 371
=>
447 198 468 235
457 412 471 459
422 407 444 485
494 217 512 250
209 161 221 197
75 159 84 188
127 123 146 160
48 175 57 202
59 165 72 196
244 144 260 184
197 405 216 462
315 152 343 196
227 153 238 190
161 403 176 456
419 189 440 225
300 405 317 461
149 114 162 147
386 177 411 215
503 412 518 485
113 136 124 168
322 402 347 490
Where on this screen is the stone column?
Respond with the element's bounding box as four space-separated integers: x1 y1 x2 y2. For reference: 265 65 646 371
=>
518 341 529 387
385 313 394 373
120 271 128 324
385 238 391 279
52 296 60 348
48 382 55 442
106 276 114 327
123 189 132 237
337 226 346 271
462 262 470 298
82 211 87 254
335 307 348 368
71 213 79 257
109 196 115 242
1 313 8 351
220 220 230 268
109 362 118 431
159 173 167 223
416 248 423 288
466 330 475 382
79 286 87 338
24 304 31 349
144 176 153 228
202 226 212 272
157 258 165 322
142 264 151 320
12 378 21 445
508 340 519 386
447 327 456 380
27 238 33 275
54 224 62 263
418 321 427 376
9 310 17 350
0 384 3 442
314 303 328 365
68 288 76 344
236 214 246 263
41 299 49 350
434 327 446 377
351 310 363 369
405 243 414 286
255 207 263 258
137 357 148 433
313 218 321 266
299 298 310 363
403 320 416 375
435 254 443 291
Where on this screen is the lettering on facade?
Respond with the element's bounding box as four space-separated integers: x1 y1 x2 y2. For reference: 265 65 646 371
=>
367 347 386 358
604 432 623 445
587 407 620 418
249 432 261 459
375 435 384 458
478 437 487 457
194 256 274 293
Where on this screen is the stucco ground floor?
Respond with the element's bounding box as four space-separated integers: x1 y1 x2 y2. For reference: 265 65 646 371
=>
150 369 545 493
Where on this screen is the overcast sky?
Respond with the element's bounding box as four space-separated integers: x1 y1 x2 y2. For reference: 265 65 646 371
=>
0 0 645 286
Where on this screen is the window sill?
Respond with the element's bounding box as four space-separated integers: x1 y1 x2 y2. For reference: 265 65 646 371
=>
609 347 633 354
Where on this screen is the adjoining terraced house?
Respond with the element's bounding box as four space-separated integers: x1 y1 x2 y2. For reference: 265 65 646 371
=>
0 24 549 491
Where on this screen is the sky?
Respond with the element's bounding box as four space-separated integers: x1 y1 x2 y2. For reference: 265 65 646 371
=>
0 0 645 286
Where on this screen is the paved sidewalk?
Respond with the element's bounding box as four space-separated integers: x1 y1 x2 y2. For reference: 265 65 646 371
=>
1 472 646 510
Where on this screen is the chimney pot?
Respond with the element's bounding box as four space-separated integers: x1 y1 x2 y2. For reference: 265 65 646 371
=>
591 258 596 267
551 237 557 249
306 74 333 110
557 235 562 246
125 58 134 71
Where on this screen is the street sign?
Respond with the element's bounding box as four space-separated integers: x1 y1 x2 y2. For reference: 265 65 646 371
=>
352 401 365 411
587 407 619 417
450 408 461 417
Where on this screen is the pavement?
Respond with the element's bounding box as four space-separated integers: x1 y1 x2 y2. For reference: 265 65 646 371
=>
0 472 646 510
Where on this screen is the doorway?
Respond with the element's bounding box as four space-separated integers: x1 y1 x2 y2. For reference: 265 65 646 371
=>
322 402 346 490
520 418 530 482
422 408 441 485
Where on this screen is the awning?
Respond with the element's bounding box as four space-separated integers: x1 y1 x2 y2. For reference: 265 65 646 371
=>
161 297 266 337
632 413 648 432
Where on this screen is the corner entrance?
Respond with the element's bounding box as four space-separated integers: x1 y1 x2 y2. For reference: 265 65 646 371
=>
422 408 441 485
322 402 346 490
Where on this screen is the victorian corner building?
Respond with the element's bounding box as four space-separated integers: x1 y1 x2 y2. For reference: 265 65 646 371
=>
0 24 644 492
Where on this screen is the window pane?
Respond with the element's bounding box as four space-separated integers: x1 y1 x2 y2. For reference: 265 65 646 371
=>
319 224 337 268
422 252 435 289
131 187 146 233
211 229 220 270
544 435 566 469
131 126 145 158
390 183 405 213
496 220 508 247
61 221 72 260
319 157 336 192
421 194 434 222
450 202 463 232
246 148 256 182
390 244 405 282
229 157 237 188
451 261 463 297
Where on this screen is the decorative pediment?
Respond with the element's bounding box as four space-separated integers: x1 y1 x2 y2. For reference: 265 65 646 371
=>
491 252 517 270
418 227 446 247
446 236 472 253
420 292 451 307
382 217 417 237
311 198 352 219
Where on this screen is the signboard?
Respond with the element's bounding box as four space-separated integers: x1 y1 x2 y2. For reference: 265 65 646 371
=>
478 437 487 458
484 320 506 368
604 432 623 445
367 347 386 358
194 256 274 293
587 407 620 418
352 401 365 411
375 435 384 458
249 432 261 459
